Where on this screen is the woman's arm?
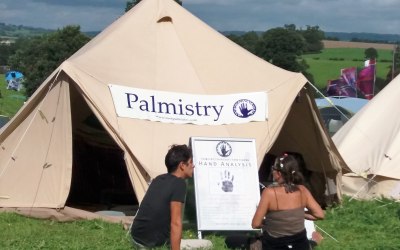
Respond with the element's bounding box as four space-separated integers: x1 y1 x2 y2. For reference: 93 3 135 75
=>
252 189 270 228
301 185 325 220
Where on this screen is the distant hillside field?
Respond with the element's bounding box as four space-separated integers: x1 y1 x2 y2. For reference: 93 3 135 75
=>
323 40 396 50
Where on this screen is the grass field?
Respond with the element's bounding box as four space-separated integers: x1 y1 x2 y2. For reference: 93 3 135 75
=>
302 48 393 90
0 196 399 249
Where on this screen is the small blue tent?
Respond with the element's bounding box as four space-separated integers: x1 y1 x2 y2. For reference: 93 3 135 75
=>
5 71 24 91
5 71 24 81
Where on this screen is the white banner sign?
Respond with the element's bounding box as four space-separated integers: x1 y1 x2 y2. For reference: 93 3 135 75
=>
108 84 267 125
191 137 260 231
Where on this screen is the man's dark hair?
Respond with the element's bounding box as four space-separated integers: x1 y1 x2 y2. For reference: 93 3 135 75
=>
165 144 192 173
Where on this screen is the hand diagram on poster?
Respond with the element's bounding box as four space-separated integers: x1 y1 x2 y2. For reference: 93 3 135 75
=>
219 170 234 192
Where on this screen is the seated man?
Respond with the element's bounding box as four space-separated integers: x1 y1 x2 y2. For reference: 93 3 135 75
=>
130 144 211 250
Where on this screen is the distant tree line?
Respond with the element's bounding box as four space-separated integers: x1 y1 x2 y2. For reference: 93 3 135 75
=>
325 36 340 41
226 24 325 83
324 32 400 44
325 36 400 44
351 38 398 44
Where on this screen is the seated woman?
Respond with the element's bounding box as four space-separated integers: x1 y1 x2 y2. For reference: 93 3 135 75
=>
252 153 324 250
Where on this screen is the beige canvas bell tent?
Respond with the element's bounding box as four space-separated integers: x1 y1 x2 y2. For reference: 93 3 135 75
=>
333 74 400 200
0 0 344 221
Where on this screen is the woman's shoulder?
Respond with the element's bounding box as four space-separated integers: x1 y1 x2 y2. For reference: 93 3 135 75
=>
297 184 310 191
297 184 313 198
263 184 284 195
262 185 278 193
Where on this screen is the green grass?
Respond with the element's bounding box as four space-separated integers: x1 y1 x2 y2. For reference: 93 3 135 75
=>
0 74 27 118
0 213 133 249
0 196 399 249
316 196 400 249
302 48 393 90
0 212 225 250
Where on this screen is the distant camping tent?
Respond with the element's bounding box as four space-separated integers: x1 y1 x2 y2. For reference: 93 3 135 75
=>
333 75 400 199
315 97 368 136
0 0 345 221
5 71 24 91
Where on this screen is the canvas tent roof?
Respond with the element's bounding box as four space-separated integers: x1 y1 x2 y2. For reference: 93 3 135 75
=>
333 75 400 199
0 0 345 218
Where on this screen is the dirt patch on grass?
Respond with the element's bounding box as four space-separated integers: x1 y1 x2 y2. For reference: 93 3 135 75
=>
323 40 395 50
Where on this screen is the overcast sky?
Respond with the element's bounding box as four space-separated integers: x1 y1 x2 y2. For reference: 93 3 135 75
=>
0 0 399 34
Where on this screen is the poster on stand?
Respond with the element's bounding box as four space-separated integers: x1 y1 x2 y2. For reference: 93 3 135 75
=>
190 137 260 231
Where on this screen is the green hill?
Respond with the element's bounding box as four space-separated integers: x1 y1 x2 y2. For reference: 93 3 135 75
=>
0 23 97 40
0 23 52 39
325 31 400 43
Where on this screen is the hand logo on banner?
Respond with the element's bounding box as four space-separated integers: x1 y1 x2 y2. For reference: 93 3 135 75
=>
219 170 234 192
233 99 257 118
